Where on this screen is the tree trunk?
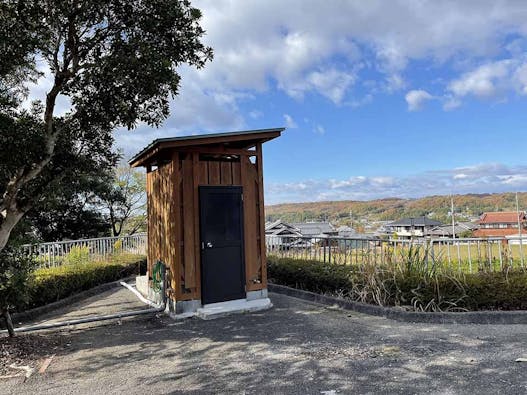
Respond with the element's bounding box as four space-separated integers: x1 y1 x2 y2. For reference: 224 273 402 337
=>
2 308 15 337
0 209 25 251
0 73 63 253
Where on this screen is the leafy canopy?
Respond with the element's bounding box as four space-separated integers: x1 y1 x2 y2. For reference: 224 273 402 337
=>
0 0 212 248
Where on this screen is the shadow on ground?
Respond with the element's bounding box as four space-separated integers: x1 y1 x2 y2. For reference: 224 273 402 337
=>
3 293 527 394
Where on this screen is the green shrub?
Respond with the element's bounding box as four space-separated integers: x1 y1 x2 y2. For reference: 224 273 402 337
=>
22 254 146 311
113 239 123 252
268 256 527 312
64 245 90 265
0 248 37 335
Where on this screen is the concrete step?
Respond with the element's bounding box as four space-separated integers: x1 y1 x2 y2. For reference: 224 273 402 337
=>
196 298 273 320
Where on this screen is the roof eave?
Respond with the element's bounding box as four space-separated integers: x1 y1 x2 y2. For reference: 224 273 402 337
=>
129 127 284 168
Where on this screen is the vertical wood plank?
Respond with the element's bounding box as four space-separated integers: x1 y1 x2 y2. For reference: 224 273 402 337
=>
179 173 186 296
192 152 201 299
256 143 267 289
231 161 241 185
198 160 208 185
182 158 196 289
241 155 258 287
146 167 153 274
221 161 232 184
171 153 181 300
208 161 220 185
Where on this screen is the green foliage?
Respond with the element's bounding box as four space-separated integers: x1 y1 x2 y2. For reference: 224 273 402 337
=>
64 245 90 266
0 248 36 312
1 0 213 250
98 167 147 236
268 256 527 311
113 239 123 252
24 254 146 311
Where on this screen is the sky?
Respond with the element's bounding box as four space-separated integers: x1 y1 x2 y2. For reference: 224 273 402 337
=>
31 0 527 205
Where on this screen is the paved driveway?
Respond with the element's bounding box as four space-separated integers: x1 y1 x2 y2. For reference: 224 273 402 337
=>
2 290 527 394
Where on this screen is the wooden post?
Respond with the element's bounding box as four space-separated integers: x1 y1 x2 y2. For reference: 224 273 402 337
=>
192 152 201 299
256 143 267 288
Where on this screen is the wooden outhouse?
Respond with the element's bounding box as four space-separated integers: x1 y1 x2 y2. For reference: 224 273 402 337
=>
129 128 283 313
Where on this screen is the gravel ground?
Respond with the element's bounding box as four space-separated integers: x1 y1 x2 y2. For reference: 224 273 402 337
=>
2 290 527 394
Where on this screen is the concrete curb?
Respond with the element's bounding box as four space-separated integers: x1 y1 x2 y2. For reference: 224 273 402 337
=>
268 283 527 325
9 276 136 324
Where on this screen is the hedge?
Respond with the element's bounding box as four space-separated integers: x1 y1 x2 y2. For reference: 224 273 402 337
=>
267 256 527 312
21 253 146 311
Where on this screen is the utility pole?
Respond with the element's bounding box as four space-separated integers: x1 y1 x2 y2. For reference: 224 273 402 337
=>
516 192 524 268
451 195 456 239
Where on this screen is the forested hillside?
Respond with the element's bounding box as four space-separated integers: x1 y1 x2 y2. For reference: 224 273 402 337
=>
265 192 527 225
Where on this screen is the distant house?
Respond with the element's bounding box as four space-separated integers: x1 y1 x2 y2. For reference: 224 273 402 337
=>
337 225 356 238
427 222 478 238
289 221 338 238
265 220 303 248
386 217 443 239
473 211 527 237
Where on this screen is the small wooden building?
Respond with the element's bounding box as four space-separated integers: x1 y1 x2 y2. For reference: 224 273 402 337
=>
129 128 283 312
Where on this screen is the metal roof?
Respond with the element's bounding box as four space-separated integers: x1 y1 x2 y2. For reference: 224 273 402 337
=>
290 222 336 236
388 217 443 227
129 127 284 167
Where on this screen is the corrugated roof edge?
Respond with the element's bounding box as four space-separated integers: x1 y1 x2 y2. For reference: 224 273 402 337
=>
128 127 285 166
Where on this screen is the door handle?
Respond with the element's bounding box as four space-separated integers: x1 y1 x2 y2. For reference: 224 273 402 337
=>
206 242 213 248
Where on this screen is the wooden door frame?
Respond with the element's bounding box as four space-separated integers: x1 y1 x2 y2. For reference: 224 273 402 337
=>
198 185 246 305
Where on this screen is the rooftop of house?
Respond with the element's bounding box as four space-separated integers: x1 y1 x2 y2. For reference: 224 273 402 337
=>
428 222 478 236
289 221 336 236
265 219 300 234
388 217 443 227
478 211 527 224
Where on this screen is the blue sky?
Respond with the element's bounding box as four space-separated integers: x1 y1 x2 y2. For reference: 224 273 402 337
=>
110 1 527 204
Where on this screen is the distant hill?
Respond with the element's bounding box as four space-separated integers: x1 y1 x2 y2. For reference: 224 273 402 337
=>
265 192 527 227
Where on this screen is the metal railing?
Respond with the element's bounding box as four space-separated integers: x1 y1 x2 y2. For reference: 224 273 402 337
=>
22 233 147 268
265 234 527 273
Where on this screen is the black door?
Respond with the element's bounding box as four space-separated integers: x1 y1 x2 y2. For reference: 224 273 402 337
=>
199 186 245 305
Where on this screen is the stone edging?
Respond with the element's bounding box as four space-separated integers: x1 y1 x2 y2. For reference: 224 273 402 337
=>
268 283 527 325
10 276 136 324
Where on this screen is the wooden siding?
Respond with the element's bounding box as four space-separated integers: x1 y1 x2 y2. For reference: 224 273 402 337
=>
146 148 267 304
146 161 177 296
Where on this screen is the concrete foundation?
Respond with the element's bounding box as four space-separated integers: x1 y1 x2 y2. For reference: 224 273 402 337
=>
135 275 163 304
246 288 268 301
135 275 149 298
140 281 271 320
197 297 272 320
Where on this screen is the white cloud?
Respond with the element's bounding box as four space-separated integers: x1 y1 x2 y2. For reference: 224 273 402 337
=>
249 110 263 119
192 0 527 115
313 124 325 135
405 89 433 111
513 63 527 94
306 68 356 104
265 162 527 204
447 59 514 99
442 95 462 111
283 114 298 129
23 0 527 150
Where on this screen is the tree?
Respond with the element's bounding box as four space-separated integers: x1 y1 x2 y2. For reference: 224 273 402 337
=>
100 166 146 237
22 168 114 242
0 0 213 252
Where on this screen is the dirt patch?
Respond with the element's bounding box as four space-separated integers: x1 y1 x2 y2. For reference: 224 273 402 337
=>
0 334 64 378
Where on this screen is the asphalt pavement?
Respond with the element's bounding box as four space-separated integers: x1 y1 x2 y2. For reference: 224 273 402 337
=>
2 289 527 394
